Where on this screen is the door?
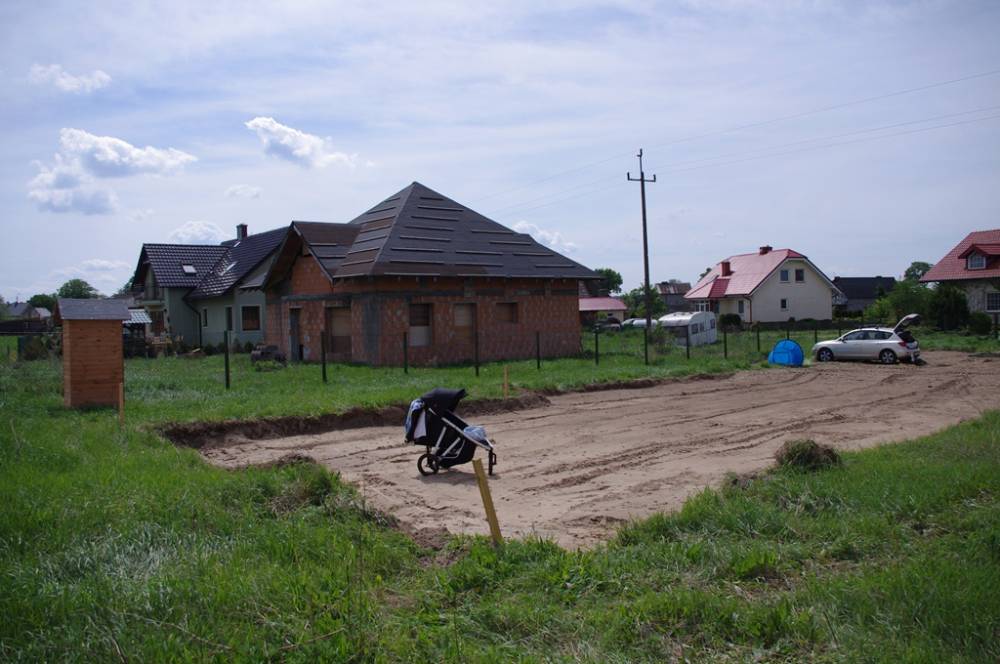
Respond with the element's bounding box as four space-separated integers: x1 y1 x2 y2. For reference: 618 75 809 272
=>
324 307 352 357
289 308 302 362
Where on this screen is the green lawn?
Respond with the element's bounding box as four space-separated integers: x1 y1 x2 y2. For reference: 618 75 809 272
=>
1 331 999 661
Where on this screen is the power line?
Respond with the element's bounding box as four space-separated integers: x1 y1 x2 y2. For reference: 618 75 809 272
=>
475 66 1000 207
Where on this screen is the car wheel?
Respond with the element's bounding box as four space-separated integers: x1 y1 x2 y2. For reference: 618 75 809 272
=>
817 348 834 362
879 349 897 365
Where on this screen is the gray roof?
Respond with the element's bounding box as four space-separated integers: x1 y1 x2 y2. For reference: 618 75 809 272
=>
8 302 33 317
57 298 130 321
137 244 229 289
34 307 52 318
127 308 152 324
832 276 897 300
188 226 287 299
266 182 600 286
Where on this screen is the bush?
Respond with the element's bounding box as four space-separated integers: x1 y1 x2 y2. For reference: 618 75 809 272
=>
928 284 969 330
244 341 255 353
969 311 992 335
719 313 742 330
775 439 841 471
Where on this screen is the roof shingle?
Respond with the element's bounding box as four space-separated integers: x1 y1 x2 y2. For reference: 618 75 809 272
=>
922 229 1000 282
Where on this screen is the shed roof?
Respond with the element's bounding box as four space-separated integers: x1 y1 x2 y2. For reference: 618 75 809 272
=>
579 297 626 312
922 229 1000 282
56 298 130 321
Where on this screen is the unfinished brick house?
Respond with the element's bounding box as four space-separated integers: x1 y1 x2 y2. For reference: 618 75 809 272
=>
262 182 600 366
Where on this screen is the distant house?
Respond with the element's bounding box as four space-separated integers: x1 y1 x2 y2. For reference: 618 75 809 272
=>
579 296 627 326
684 245 841 322
832 276 897 313
130 224 286 347
7 301 49 320
656 281 692 313
261 182 599 366
921 229 1000 315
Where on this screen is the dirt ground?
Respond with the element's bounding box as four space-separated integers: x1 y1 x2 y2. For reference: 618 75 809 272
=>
203 351 1000 548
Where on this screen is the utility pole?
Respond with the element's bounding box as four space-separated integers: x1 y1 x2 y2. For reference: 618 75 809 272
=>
628 149 657 365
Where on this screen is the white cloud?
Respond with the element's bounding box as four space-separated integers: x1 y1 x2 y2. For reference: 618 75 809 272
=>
245 117 357 168
29 63 111 93
27 129 195 214
59 128 196 178
513 221 578 255
130 208 155 221
224 183 261 199
168 221 227 244
79 259 130 272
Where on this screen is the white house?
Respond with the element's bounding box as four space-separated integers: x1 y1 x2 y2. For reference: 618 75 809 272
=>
684 245 842 323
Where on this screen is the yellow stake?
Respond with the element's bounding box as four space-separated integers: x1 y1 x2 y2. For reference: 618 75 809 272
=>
472 458 503 546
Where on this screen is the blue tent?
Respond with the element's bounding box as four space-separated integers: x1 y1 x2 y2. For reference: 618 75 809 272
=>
768 339 805 367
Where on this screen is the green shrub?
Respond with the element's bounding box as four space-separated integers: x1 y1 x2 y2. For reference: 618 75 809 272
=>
969 311 992 335
719 313 742 330
775 439 841 471
928 284 969 330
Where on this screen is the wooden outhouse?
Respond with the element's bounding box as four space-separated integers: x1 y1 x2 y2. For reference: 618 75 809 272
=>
56 298 129 408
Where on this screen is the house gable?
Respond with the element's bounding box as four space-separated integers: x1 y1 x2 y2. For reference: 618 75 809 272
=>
922 229 1000 283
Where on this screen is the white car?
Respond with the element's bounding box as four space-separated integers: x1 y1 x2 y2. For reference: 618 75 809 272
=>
812 314 921 365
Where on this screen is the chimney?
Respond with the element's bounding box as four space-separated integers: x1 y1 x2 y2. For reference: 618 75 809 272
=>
236 223 248 241
721 261 732 277
759 245 772 255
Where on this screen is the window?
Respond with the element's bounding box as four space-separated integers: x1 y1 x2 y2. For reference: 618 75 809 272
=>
241 305 261 331
987 292 1000 312
497 302 519 323
780 298 788 310
409 303 432 347
873 331 892 340
697 301 709 312
843 330 866 341
738 300 745 314
225 306 233 331
780 269 789 282
324 307 351 354
795 269 805 283
201 308 208 326
967 253 986 270
710 318 716 329
453 303 475 344
182 263 197 275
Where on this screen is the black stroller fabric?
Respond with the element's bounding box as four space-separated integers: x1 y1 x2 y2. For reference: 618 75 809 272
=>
420 388 467 412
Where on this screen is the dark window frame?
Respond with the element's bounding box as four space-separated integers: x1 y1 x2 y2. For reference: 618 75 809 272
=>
497 302 519 324
795 268 805 283
241 305 261 331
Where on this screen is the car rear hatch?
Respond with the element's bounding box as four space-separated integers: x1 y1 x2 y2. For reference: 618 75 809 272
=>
894 313 921 333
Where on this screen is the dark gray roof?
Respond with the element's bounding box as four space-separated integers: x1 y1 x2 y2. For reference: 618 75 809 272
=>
138 244 229 289
188 226 287 299
267 182 600 285
57 298 130 321
8 302 33 317
832 276 897 300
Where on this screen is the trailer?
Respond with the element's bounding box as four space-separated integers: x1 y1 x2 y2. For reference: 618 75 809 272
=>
658 311 718 347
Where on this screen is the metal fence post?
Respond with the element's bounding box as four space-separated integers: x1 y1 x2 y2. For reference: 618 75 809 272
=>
756 323 761 354
535 331 541 370
685 325 691 360
786 322 791 340
594 328 599 366
474 323 480 377
321 331 327 384
403 332 408 374
224 330 231 390
814 320 819 344
723 325 728 359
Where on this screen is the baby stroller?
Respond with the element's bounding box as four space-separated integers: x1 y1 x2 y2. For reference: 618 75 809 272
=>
405 388 497 476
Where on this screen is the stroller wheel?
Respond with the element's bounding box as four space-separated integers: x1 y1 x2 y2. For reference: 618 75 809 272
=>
488 451 497 476
417 453 439 476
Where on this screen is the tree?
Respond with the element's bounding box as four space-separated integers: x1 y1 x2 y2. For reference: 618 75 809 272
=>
699 266 712 279
594 268 623 294
57 279 100 299
0 295 8 320
622 284 667 320
28 293 56 311
904 261 932 282
113 278 134 298
927 283 969 330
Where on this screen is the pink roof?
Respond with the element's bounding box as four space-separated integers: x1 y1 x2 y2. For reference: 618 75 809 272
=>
685 248 813 300
579 296 626 312
922 230 1000 282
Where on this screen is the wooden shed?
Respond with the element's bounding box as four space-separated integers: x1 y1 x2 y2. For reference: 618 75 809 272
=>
56 298 129 408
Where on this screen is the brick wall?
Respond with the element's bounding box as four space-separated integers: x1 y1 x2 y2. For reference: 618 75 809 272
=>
63 319 123 408
264 253 583 366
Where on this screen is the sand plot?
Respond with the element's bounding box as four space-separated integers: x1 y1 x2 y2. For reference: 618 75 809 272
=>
202 352 1000 548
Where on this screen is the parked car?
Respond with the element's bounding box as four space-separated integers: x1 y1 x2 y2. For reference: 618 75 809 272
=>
812 314 921 365
625 317 659 329
596 317 622 331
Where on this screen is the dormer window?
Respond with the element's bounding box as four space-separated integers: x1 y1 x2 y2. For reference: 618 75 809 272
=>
181 264 197 275
967 253 986 270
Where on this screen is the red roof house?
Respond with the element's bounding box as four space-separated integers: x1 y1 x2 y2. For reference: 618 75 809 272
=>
921 229 1000 314
685 245 841 323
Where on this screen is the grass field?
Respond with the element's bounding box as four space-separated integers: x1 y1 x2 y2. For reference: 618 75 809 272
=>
2 330 999 661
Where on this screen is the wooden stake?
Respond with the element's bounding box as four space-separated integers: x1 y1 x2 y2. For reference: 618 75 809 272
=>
117 382 125 427
472 458 503 546
503 366 509 399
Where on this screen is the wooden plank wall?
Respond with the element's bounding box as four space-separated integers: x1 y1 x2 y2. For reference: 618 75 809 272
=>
63 319 123 408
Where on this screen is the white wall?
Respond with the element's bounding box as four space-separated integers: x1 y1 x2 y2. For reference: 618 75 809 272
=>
750 259 834 322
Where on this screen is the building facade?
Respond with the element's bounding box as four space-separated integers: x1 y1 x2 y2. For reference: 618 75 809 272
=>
921 229 1000 315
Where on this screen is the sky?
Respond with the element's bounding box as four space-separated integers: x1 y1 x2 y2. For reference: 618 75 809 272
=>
2 0 999 301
